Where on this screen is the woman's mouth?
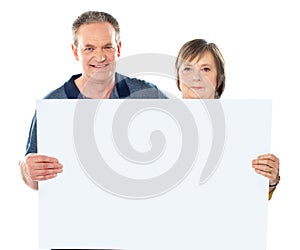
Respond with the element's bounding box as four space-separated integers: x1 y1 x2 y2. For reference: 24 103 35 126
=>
191 86 204 90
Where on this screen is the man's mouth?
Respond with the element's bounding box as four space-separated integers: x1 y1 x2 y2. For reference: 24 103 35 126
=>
90 63 109 69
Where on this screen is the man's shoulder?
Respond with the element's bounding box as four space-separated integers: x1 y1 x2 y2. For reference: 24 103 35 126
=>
116 73 154 89
43 74 81 99
116 72 167 98
44 85 66 99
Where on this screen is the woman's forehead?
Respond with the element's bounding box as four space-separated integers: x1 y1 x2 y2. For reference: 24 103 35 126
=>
184 51 215 65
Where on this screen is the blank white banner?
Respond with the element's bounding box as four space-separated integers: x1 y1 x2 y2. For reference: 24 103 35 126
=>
37 99 271 250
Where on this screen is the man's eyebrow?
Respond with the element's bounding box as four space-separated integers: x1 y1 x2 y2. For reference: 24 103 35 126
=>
83 42 114 47
83 43 96 47
103 42 115 47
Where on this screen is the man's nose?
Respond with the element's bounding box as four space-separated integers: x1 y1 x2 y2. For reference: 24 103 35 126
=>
93 48 106 61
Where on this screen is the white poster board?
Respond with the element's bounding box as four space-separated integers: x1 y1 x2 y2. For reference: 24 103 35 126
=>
37 99 271 250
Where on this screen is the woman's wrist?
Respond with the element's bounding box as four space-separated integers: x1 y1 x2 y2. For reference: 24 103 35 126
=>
269 175 280 187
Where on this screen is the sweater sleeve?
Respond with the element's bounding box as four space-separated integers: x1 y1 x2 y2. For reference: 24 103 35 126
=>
25 111 38 155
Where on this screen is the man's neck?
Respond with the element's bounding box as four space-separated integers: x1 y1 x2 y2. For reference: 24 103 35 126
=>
75 74 115 99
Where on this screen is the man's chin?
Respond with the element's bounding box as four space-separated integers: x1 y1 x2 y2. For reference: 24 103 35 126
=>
90 70 114 81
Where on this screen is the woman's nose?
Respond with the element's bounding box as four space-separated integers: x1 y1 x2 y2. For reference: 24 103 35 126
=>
192 69 203 81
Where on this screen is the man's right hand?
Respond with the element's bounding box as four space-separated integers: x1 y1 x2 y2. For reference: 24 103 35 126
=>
19 153 63 190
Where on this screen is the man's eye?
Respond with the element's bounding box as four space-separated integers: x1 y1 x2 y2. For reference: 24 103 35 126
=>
103 45 115 51
84 47 94 51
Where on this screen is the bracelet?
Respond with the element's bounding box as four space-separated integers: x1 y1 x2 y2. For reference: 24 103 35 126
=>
269 176 280 187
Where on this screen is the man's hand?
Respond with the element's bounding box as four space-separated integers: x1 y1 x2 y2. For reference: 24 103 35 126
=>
20 153 63 190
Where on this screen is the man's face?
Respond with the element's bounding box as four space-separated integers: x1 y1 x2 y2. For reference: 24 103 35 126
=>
72 22 121 84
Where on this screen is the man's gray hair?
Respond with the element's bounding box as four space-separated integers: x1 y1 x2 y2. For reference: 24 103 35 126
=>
72 11 120 46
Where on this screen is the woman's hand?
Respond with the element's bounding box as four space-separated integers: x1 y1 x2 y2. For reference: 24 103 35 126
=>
252 153 280 186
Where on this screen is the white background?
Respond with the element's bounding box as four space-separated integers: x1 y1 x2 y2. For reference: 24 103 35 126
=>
0 0 298 249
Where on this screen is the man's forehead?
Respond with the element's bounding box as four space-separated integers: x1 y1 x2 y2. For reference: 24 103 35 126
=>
77 31 116 46
77 22 116 39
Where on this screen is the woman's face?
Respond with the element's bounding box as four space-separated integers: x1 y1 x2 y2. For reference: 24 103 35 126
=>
179 51 218 99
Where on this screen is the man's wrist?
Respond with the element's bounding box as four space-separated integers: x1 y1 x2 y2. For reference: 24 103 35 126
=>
19 159 38 190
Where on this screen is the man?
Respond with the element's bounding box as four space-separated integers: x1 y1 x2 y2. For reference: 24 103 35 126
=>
19 11 167 191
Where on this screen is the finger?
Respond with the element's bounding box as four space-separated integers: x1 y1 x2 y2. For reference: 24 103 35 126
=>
30 161 63 171
253 164 279 181
252 158 279 180
252 163 272 173
252 160 278 176
252 158 278 169
254 168 273 179
33 166 63 175
257 154 279 163
27 162 63 181
252 154 279 165
30 167 63 181
27 154 60 163
34 173 59 181
254 168 279 183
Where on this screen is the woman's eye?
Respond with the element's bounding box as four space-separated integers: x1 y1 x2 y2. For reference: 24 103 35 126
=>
202 67 210 72
183 66 192 72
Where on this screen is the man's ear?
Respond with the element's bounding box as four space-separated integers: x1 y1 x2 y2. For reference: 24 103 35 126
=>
117 41 121 57
71 44 79 61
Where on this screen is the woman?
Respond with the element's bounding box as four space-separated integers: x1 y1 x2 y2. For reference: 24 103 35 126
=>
175 39 280 199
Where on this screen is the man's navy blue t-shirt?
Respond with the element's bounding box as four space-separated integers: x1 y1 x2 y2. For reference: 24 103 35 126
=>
25 72 167 155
